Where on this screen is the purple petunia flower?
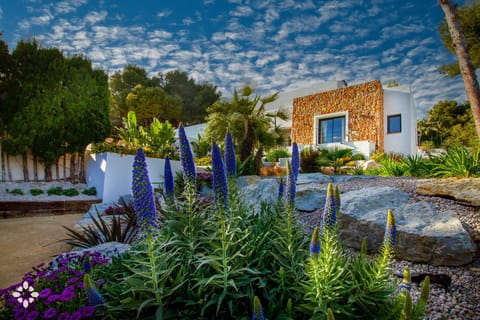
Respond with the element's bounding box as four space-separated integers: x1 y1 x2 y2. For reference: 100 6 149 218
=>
322 183 337 228
25 310 40 320
69 310 82 320
43 308 57 319
164 156 175 198
57 312 70 320
211 144 229 208
224 132 237 177
59 288 75 302
46 294 59 305
38 288 52 299
384 209 397 246
310 226 321 258
132 148 158 233
79 305 95 317
178 125 196 186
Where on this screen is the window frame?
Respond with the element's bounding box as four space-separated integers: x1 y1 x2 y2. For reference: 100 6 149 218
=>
387 114 402 134
314 112 348 144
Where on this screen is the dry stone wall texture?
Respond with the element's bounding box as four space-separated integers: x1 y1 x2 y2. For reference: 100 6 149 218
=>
291 80 384 150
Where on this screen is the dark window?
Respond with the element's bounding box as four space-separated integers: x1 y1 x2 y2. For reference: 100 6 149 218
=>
387 114 401 133
318 116 345 143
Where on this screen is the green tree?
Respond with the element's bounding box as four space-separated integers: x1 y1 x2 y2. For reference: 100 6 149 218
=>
161 70 220 125
205 86 279 173
109 65 161 124
417 100 478 148
439 1 480 76
125 84 182 126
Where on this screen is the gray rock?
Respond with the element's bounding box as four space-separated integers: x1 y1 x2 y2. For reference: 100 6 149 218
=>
74 202 117 232
296 173 332 185
237 176 280 211
296 187 327 212
338 187 476 266
52 242 131 268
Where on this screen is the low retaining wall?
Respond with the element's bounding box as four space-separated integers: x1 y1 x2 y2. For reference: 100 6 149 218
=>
0 199 101 218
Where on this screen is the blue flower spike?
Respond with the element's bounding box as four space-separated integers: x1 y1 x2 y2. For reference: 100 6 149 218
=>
178 124 196 186
132 148 157 233
212 144 229 208
384 209 397 246
400 267 412 292
284 161 296 206
224 132 237 178
164 156 174 198
322 183 337 228
291 142 300 181
310 226 321 259
252 296 265 320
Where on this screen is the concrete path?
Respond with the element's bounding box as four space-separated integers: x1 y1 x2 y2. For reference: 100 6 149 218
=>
0 214 83 289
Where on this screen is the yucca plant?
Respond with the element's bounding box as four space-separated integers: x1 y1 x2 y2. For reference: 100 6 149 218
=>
63 200 139 248
379 157 408 177
430 145 480 178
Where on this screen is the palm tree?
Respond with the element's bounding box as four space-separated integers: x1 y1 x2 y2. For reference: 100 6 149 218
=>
205 86 282 173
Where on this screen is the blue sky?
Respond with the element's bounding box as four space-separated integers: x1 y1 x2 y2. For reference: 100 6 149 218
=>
0 0 475 119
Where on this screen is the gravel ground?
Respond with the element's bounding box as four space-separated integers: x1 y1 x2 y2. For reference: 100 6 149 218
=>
297 176 480 320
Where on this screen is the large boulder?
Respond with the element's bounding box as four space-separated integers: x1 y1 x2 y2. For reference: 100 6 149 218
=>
416 178 480 206
296 187 327 212
237 176 280 211
296 173 332 185
339 187 476 266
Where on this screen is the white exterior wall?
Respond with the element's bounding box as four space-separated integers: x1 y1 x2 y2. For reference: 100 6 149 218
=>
86 152 182 203
383 86 418 155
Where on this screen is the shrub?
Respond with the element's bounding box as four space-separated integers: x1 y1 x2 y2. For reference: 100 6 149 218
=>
47 186 63 196
7 188 24 195
29 188 44 196
62 188 80 197
265 148 290 162
300 146 320 173
379 158 408 177
430 145 480 178
82 187 97 196
317 147 365 174
194 156 212 166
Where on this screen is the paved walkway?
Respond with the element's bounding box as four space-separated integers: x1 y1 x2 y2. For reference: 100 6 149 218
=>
0 214 83 289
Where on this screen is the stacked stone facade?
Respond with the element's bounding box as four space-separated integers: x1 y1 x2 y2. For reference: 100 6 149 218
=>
291 80 384 151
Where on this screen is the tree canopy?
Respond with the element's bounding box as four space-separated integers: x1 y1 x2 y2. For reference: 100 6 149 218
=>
418 100 479 148
1 39 111 177
439 1 480 76
110 67 220 128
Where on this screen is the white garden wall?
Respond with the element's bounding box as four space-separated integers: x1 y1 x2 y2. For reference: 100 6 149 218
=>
86 152 182 203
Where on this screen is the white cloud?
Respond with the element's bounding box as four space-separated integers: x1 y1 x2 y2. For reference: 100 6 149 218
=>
183 17 194 25
230 5 254 17
54 0 88 15
84 11 108 25
156 9 172 18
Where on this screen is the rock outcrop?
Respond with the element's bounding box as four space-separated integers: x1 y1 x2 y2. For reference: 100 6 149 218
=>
339 187 476 266
416 178 480 206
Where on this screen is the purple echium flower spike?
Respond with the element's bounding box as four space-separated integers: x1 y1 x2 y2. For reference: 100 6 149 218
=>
400 267 412 292
164 156 174 198
278 177 284 200
310 226 321 258
224 132 237 177
322 183 337 228
284 160 296 206
83 274 105 307
132 148 157 233
178 125 196 186
384 209 397 246
252 296 265 320
291 142 300 181
334 185 341 214
212 144 229 208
